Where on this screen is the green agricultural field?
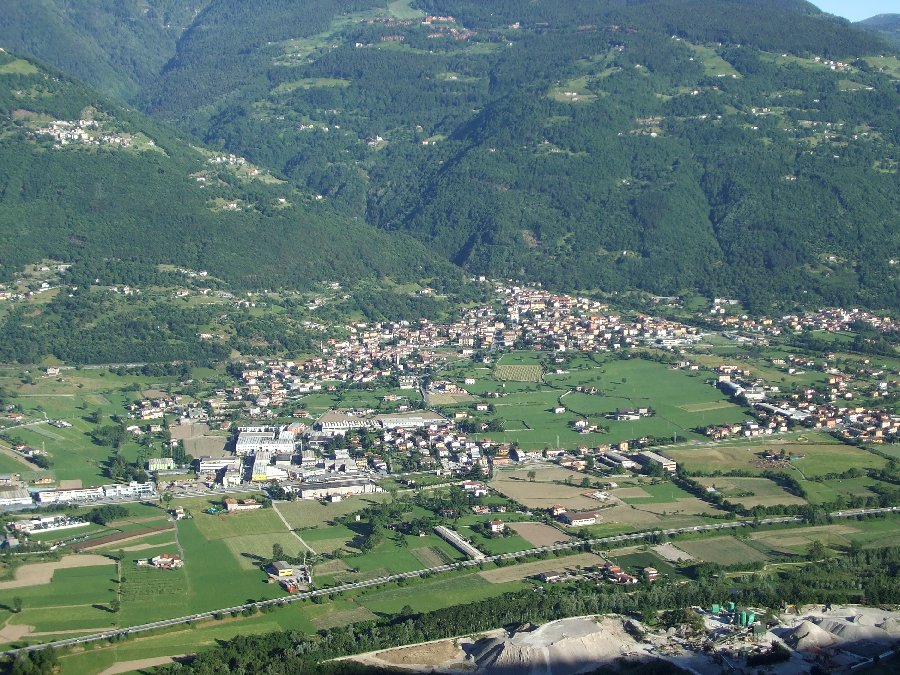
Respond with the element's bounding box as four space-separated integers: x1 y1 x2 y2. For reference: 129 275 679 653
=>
483 357 748 449
55 612 309 675
798 477 880 504
683 41 740 77
358 572 527 615
2 565 119 637
53 571 522 673
457 525 532 555
119 564 190 626
224 533 309 569
0 447 36 474
305 598 377 630
674 536 768 566
842 517 900 550
347 535 431 578
698 477 806 508
877 445 900 461
300 523 359 553
748 523 860 556
619 482 695 504
275 494 390 529
387 0 424 20
0 58 40 75
865 55 900 80
192 509 287 541
609 551 684 580
176 520 285 609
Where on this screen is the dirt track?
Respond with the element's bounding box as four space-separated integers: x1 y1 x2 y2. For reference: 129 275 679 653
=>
97 655 186 675
0 554 114 590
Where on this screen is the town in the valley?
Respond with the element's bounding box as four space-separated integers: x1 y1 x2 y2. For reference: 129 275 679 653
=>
1 280 898 674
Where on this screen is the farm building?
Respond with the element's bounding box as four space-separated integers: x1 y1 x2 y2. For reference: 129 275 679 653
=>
268 561 295 577
224 498 262 512
560 511 598 527
137 553 184 570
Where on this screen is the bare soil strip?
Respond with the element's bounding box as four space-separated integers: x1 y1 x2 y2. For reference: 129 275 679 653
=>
0 555 115 590
97 655 187 675
72 525 172 551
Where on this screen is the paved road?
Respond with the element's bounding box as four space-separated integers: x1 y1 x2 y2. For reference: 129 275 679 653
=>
4 506 898 657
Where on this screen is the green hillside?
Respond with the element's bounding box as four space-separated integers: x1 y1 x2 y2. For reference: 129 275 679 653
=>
0 0 212 101
0 48 449 291
1 0 899 310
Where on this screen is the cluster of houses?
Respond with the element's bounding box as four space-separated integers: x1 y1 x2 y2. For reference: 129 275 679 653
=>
209 284 712 423
705 304 897 338
32 118 142 150
127 394 184 422
705 358 899 443
539 562 658 586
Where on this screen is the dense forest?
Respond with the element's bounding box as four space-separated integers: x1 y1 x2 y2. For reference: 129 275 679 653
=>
0 1 898 312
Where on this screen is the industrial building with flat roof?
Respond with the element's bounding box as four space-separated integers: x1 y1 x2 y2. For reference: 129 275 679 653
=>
314 409 450 435
637 450 677 473
297 477 383 500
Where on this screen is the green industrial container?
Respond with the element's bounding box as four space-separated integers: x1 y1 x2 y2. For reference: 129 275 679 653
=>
728 602 736 611
747 612 756 624
740 611 748 626
711 604 721 614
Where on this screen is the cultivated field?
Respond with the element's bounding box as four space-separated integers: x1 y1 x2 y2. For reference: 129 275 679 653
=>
508 522 572 547
667 433 886 478
490 466 600 510
749 524 859 555
359 574 526 615
674 536 768 566
494 364 543 382
410 546 452 567
224 533 309 570
309 603 377 630
275 494 391 529
697 477 807 507
426 391 475 405
484 357 748 449
0 554 114 590
193 509 288 540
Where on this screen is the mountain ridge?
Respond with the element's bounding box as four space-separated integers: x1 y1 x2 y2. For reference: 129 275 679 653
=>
0 1 898 311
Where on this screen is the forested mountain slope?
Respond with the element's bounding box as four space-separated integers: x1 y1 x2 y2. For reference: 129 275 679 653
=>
857 14 900 48
0 49 449 290
2 0 899 310
0 0 213 101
